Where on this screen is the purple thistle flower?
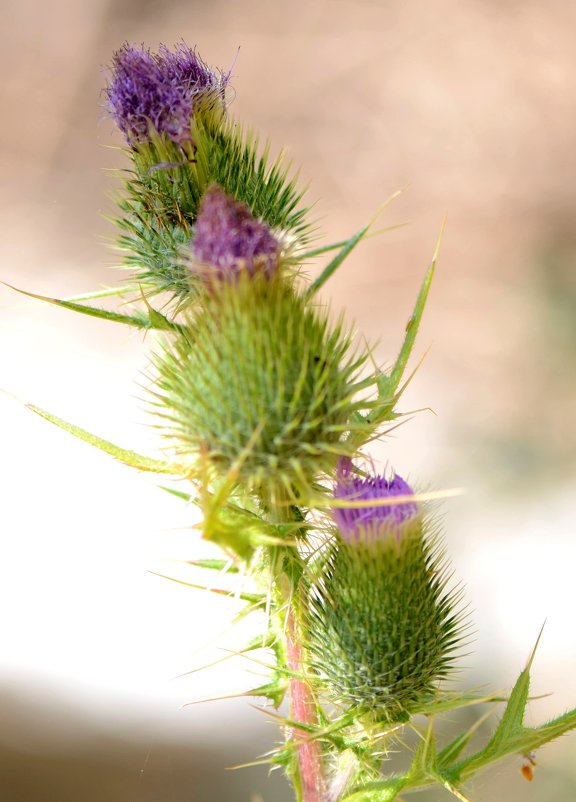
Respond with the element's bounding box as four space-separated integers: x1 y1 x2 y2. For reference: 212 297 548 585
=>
333 460 419 544
191 186 281 279
105 43 228 145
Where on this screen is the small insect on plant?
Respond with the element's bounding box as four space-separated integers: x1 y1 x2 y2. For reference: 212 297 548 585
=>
520 752 537 783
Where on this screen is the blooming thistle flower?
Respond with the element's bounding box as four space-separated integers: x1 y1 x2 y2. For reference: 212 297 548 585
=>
191 186 281 280
105 43 229 145
306 462 464 723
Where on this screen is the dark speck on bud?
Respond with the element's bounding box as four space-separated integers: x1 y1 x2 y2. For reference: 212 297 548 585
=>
105 43 229 145
192 186 281 279
334 459 418 543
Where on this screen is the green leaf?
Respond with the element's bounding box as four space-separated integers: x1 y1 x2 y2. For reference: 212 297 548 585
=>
436 776 474 802
305 223 372 298
63 284 140 301
367 219 444 427
408 723 437 782
157 485 194 502
436 731 475 769
3 282 180 331
305 192 402 297
436 703 498 771
445 625 576 783
296 223 407 262
452 706 576 784
25 402 184 474
384 259 436 397
182 676 287 708
419 691 507 716
242 679 288 706
147 570 264 605
527 706 576 747
343 776 407 801
186 558 240 573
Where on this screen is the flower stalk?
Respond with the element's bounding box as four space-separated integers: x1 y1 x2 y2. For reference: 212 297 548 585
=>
286 601 325 802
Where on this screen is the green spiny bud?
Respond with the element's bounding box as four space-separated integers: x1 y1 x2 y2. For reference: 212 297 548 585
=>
307 464 464 723
151 274 374 503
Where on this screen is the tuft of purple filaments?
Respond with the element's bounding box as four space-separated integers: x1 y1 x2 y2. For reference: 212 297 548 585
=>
334 462 418 543
105 43 228 144
192 186 281 279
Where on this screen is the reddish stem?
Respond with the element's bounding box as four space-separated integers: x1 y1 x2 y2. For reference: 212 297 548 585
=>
286 608 325 802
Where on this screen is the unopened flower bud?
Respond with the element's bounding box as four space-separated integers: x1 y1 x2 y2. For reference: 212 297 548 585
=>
333 462 419 543
191 186 281 280
307 463 463 723
152 279 373 503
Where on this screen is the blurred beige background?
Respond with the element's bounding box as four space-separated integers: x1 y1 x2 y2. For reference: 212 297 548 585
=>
1 0 575 800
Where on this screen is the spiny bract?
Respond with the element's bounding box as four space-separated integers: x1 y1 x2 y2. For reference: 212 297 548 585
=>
115 115 311 304
151 273 375 501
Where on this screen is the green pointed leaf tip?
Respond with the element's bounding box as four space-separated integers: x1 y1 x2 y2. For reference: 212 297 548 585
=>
447 645 576 783
2 282 179 331
368 263 435 427
187 558 240 573
26 403 182 474
306 519 465 724
115 112 312 301
148 571 264 605
151 272 378 501
306 223 371 298
388 262 435 393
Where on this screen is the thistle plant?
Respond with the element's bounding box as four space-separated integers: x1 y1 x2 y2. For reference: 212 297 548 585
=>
11 41 576 802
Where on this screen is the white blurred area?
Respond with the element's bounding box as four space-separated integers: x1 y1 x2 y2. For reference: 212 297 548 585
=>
1 0 576 799
0 280 261 726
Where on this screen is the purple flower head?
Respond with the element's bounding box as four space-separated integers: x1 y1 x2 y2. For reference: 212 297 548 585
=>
333 460 419 544
192 186 281 279
105 43 228 145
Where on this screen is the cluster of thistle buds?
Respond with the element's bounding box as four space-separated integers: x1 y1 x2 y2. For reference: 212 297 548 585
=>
106 38 462 724
17 39 572 802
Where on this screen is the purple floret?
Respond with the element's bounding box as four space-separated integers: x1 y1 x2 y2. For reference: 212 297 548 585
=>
105 43 228 144
192 186 281 279
334 460 418 543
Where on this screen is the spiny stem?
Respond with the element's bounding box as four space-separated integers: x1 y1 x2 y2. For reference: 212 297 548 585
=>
286 604 325 802
265 492 326 802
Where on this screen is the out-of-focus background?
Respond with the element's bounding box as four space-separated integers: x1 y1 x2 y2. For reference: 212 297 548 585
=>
1 0 575 799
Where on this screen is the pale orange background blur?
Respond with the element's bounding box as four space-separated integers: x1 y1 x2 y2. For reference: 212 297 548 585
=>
1 1 575 800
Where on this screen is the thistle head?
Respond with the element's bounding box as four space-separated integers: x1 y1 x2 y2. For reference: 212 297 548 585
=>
306 462 463 723
105 42 228 144
151 276 373 504
334 460 419 544
191 186 281 280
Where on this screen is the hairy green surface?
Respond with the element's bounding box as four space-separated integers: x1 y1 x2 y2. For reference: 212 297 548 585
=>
307 523 464 722
152 273 375 500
